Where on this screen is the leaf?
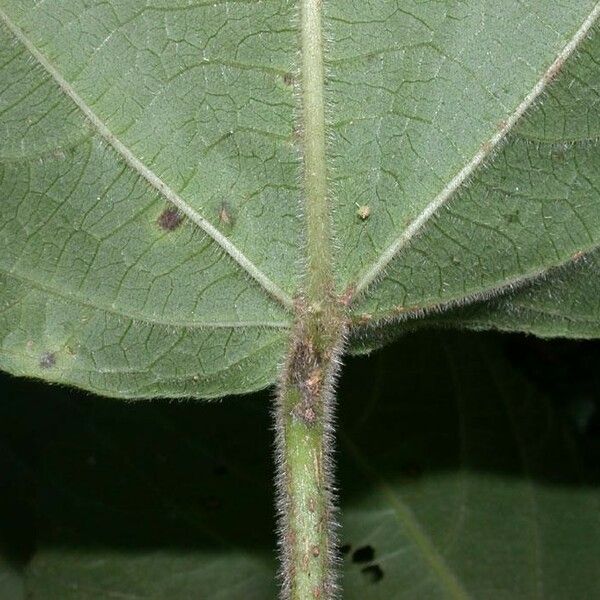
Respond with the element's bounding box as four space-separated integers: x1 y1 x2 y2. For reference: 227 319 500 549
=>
0 3 295 397
1 3 600 398
351 16 600 323
431 249 600 339
1 331 598 598
0 558 24 600
348 251 600 354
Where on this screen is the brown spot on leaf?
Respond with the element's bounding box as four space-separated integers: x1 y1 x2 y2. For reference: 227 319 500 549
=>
339 285 355 307
301 406 317 424
283 72 294 86
306 368 323 396
157 207 183 231
356 205 371 220
354 313 372 325
218 202 234 226
496 119 508 132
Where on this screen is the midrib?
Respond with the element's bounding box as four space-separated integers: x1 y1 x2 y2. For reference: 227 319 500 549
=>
3 4 600 325
300 0 336 305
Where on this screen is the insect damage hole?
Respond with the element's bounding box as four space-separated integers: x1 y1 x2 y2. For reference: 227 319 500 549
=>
361 565 384 584
352 545 375 563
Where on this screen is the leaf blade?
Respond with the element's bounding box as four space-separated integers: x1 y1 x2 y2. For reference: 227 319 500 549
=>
350 17 600 338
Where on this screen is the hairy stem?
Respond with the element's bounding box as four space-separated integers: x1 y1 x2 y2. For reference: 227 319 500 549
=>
276 315 345 600
275 1 345 598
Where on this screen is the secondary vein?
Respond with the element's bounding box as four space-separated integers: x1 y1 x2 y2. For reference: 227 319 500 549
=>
0 7 294 311
350 238 600 328
1 267 291 330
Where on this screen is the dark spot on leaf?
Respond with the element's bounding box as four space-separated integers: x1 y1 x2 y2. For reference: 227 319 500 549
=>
340 543 352 556
352 545 374 563
283 72 294 86
39 352 56 369
361 564 384 583
157 207 183 231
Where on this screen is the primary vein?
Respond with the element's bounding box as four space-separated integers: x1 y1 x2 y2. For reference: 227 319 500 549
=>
352 3 600 298
0 8 294 311
301 0 335 304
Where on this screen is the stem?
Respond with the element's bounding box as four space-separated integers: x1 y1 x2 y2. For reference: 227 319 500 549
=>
276 1 345 598
276 316 345 600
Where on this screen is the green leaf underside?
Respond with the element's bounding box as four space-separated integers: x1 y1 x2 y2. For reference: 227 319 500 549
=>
1 1 600 396
353 21 600 322
349 27 600 348
2 332 598 598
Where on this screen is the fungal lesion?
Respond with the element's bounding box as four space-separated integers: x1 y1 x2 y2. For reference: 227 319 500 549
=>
39 351 56 369
217 201 235 227
157 207 184 231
